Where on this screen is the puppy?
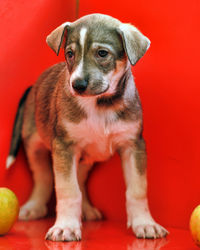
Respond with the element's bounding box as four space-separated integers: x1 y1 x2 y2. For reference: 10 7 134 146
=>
6 14 168 241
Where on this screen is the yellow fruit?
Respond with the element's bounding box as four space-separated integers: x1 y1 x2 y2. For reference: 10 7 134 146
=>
0 187 19 235
190 205 200 247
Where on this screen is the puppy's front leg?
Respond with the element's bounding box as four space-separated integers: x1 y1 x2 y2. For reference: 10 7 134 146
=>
119 138 168 239
46 138 82 242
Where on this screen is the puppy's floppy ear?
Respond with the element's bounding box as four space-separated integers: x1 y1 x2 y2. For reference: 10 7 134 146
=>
46 22 71 56
117 24 150 65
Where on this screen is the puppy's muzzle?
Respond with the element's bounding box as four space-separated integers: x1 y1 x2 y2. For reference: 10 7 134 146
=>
72 79 88 94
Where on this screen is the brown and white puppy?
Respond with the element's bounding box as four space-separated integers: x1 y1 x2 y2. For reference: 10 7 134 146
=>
6 14 168 241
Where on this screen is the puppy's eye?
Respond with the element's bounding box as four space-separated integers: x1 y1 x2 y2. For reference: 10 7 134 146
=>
66 50 74 59
98 50 108 58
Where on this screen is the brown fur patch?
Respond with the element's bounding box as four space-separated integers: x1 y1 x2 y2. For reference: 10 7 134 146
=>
116 89 143 121
58 90 87 124
26 62 86 148
52 137 74 178
34 63 66 147
133 138 147 175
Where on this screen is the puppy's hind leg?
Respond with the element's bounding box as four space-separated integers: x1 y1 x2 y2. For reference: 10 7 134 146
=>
19 132 53 220
78 163 103 221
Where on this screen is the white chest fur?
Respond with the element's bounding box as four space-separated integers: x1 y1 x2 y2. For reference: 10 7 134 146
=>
63 98 140 165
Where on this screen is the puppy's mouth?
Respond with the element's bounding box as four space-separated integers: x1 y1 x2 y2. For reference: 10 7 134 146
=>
89 84 110 96
70 82 110 98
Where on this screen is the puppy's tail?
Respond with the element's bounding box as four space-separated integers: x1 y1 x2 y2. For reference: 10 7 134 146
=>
6 86 32 169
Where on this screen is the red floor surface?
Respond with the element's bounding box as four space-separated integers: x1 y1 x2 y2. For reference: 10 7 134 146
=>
0 218 198 250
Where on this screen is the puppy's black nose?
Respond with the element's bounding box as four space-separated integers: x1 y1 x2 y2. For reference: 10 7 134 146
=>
73 79 88 94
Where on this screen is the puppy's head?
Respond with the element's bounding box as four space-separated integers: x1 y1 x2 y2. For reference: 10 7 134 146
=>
46 14 150 97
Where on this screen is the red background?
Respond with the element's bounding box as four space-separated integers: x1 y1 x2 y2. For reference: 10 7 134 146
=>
0 0 200 230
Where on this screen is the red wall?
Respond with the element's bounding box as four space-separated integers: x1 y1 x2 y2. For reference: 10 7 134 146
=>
1 0 200 230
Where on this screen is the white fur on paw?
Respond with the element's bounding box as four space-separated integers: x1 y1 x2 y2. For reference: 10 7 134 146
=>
19 200 47 220
82 203 103 221
45 225 81 242
132 222 168 239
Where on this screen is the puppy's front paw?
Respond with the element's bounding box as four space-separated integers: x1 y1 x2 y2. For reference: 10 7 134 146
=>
45 221 81 242
133 223 168 239
130 217 169 239
19 200 47 220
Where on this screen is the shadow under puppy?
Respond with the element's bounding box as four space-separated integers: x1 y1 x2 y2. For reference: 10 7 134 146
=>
6 14 168 241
